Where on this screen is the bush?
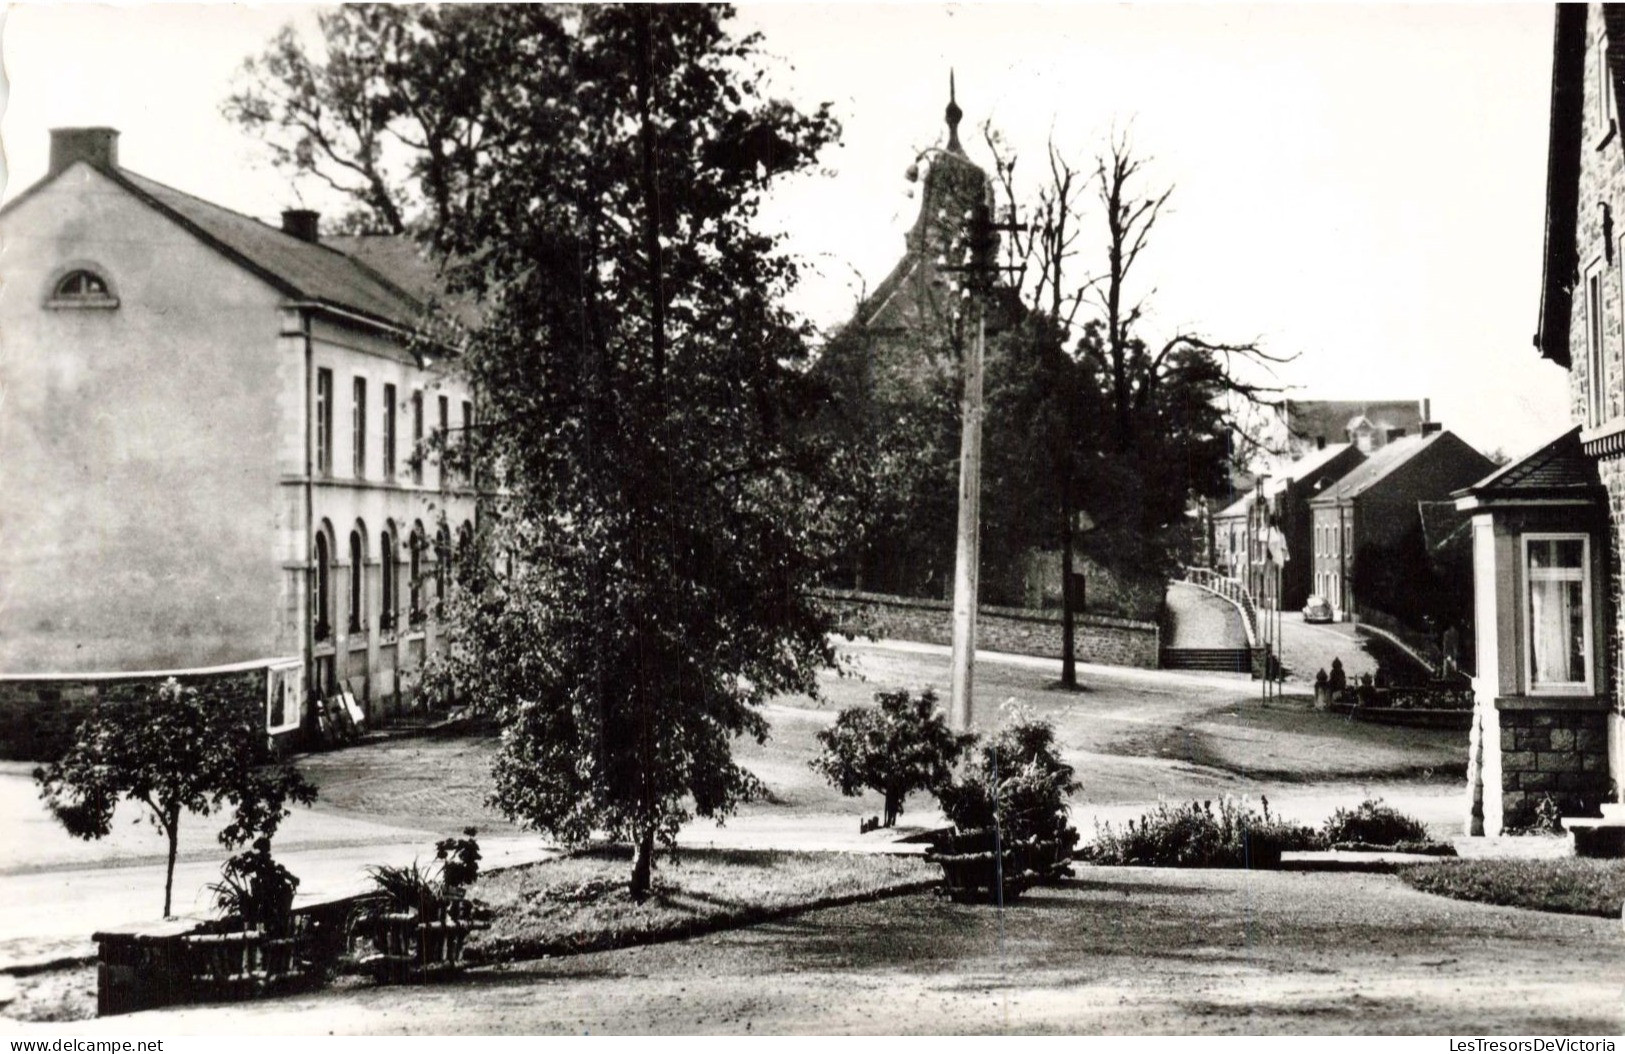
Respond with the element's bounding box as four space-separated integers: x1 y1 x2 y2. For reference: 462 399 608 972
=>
209 837 300 934
937 705 1080 854
1503 794 1567 835
811 688 974 827
1080 796 1322 868
1322 799 1430 847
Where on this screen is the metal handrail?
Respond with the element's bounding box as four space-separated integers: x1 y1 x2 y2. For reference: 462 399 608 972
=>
1180 566 1259 648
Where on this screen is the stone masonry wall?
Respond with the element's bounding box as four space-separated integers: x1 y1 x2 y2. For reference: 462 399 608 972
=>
0 667 267 762
1496 703 1611 822
819 589 1160 669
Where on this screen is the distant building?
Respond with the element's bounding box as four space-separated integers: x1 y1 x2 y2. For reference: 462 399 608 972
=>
1211 441 1366 610
1272 399 1432 460
0 127 477 755
1307 428 1494 621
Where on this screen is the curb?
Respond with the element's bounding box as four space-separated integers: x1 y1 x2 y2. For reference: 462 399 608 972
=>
0 954 97 978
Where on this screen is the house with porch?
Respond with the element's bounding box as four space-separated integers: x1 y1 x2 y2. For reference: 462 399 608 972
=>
1457 2 1625 835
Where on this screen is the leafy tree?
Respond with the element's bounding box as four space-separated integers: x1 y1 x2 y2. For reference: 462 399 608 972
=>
236 5 843 897
810 688 974 827
34 678 316 917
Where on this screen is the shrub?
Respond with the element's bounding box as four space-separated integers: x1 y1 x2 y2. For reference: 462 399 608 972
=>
1322 799 1430 847
210 837 300 934
811 688 974 827
937 705 1080 853
1503 794 1567 835
1080 796 1322 868
436 827 483 894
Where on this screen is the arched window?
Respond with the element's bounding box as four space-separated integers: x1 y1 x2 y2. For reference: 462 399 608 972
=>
348 528 365 634
48 267 118 308
435 525 451 617
409 525 426 625
313 531 332 642
380 526 398 633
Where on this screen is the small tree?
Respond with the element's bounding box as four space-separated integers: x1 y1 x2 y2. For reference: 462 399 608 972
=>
811 688 973 827
938 706 1081 851
34 678 316 917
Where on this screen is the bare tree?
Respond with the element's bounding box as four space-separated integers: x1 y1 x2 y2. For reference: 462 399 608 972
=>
984 127 1295 686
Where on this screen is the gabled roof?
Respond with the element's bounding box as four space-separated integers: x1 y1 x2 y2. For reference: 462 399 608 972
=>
1309 432 1457 505
3 158 432 334
1282 441 1360 484
1213 492 1254 521
1454 426 1603 505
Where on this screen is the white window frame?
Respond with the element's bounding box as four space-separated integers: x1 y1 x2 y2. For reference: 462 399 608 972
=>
1522 532 1594 696
1600 36 1617 134
1587 256 1609 427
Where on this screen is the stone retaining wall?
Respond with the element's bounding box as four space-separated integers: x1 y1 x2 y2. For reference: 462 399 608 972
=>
819 589 1160 669
0 665 268 762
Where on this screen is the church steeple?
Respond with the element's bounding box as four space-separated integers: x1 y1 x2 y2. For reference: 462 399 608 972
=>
945 70 964 154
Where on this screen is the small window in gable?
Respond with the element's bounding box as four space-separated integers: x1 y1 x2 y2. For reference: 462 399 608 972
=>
48 268 118 308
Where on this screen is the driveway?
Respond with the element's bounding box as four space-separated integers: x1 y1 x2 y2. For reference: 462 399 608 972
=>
33 867 1623 1035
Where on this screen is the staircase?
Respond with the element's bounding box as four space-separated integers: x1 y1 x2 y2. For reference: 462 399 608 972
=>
1158 647 1254 673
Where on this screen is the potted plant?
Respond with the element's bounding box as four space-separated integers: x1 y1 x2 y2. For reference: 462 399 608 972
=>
349 828 485 982
930 708 1080 904
198 838 307 994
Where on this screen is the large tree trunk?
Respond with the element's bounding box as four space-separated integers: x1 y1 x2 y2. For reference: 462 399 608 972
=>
883 791 901 828
630 824 656 900
163 815 180 919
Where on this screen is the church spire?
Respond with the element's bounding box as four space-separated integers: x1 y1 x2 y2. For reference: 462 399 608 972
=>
945 70 963 153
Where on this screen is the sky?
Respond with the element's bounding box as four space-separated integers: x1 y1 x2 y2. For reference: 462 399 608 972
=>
0 2 1572 458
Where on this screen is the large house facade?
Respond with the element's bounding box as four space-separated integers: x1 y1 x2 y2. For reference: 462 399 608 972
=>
1456 3 1625 833
0 128 477 752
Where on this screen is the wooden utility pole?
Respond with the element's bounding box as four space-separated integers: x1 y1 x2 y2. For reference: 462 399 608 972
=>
949 306 986 731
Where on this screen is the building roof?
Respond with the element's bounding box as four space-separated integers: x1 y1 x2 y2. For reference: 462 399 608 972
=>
1535 5 1593 367
1281 399 1428 448
1213 492 1255 521
1308 432 1456 506
1454 426 1602 504
2 150 436 334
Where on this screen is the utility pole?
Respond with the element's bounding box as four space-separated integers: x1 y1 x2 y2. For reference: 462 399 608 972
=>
949 303 986 730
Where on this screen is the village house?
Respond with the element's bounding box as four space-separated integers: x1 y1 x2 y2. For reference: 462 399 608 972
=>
1307 428 1493 622
1270 398 1434 460
1458 2 1625 835
1211 441 1365 611
0 128 477 757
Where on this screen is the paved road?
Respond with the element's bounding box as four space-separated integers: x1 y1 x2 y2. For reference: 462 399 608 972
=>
1163 582 1249 649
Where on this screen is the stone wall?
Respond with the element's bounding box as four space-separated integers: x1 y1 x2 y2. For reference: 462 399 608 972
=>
1494 699 1611 823
0 665 269 762
819 589 1160 669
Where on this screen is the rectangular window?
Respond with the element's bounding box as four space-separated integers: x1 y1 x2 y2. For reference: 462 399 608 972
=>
438 395 450 487
315 368 333 476
1588 260 1608 426
1524 534 1592 694
1600 41 1615 132
461 399 474 486
352 377 367 478
383 383 397 480
411 390 424 484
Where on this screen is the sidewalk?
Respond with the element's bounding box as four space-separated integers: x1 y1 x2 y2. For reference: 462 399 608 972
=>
849 637 1253 693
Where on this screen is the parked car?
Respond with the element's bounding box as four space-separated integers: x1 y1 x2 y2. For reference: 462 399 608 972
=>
1302 595 1334 623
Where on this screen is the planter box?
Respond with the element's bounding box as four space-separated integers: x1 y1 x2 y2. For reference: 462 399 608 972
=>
94 918 320 1017
351 898 488 983
927 830 1072 904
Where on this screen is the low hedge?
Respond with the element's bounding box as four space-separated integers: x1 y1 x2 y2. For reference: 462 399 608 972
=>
1397 858 1625 917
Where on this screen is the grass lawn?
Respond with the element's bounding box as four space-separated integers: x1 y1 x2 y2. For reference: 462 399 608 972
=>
1398 857 1625 917
469 847 936 962
293 642 1466 836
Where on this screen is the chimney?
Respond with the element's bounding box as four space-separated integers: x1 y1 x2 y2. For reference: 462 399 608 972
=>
281 209 321 244
1421 421 1443 435
1422 398 1432 422
1387 428 1407 442
49 127 120 177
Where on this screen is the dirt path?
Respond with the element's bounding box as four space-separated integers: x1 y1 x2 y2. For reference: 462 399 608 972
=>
41 868 1623 1035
